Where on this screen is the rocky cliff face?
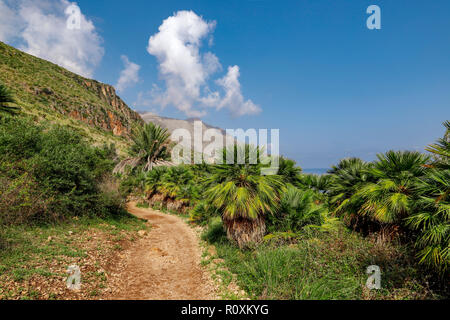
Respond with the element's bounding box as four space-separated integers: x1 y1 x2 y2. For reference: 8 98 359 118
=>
77 80 142 136
0 41 143 137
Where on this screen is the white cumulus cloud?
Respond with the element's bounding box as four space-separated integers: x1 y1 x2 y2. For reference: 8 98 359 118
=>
116 55 140 93
216 66 261 117
0 1 20 41
0 0 103 78
145 10 260 118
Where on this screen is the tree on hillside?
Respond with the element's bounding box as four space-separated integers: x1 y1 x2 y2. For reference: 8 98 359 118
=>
206 145 284 248
113 123 172 174
0 83 20 118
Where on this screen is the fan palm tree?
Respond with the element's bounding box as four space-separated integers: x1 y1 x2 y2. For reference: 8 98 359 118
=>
404 124 450 271
299 173 331 193
205 145 284 248
426 120 450 169
113 123 172 173
144 165 168 195
326 158 373 221
0 83 20 117
158 166 195 199
269 185 327 233
277 157 302 186
406 168 449 271
355 151 430 224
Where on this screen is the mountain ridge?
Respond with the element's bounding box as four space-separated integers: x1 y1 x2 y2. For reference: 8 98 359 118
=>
0 41 143 141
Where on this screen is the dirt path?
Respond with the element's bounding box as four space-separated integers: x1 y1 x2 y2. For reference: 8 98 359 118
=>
106 202 218 300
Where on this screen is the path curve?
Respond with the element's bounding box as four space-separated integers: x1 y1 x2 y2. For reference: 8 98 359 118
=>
107 202 217 300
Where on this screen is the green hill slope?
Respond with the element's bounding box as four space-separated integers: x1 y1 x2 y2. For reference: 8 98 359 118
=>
0 41 143 154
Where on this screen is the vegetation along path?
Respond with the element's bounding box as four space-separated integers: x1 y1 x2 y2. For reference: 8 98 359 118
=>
106 202 218 300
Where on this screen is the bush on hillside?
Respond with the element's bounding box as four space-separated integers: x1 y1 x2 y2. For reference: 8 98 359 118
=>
0 116 122 225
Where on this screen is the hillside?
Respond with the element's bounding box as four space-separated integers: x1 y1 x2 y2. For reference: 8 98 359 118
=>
0 41 143 154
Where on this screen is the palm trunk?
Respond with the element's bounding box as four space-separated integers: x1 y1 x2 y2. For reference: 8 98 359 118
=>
223 215 266 248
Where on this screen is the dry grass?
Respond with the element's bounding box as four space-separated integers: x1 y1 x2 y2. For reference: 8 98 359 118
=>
0 215 148 300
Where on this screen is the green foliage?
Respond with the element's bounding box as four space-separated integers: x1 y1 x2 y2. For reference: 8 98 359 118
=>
119 171 147 196
425 120 450 170
159 166 195 199
0 116 122 225
144 166 168 195
203 219 435 300
0 41 142 151
327 158 374 220
206 145 284 221
144 165 200 205
201 216 226 243
406 168 449 271
276 157 302 186
324 144 449 272
129 122 171 171
267 186 328 233
190 201 219 225
126 122 450 273
354 151 429 223
299 173 331 193
0 83 20 117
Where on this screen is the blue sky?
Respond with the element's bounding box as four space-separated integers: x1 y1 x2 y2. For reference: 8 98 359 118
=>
1 0 449 168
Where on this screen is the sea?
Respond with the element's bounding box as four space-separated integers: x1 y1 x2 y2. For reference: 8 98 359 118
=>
302 168 329 175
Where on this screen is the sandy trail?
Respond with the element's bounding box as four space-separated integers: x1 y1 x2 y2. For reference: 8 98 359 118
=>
106 202 217 300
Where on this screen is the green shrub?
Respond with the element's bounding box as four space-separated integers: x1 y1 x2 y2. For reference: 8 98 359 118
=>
0 116 122 224
119 172 146 196
190 201 219 225
267 186 327 233
201 217 226 244
203 219 436 300
0 116 42 159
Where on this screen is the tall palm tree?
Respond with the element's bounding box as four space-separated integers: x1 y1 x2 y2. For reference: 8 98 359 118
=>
113 123 172 174
130 122 172 171
0 83 19 117
355 151 430 224
206 145 284 248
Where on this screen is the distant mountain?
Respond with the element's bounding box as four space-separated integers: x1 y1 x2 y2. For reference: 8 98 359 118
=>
0 41 143 153
140 112 227 135
140 112 234 159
